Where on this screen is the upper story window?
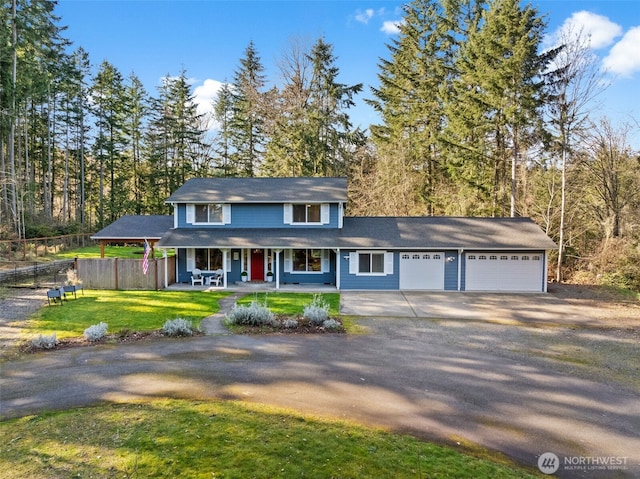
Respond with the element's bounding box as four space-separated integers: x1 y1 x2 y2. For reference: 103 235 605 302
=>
293 204 321 223
195 204 223 223
284 203 330 225
187 204 230 225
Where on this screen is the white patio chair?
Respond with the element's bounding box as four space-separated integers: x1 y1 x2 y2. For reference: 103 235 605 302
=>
210 269 224 286
191 268 204 286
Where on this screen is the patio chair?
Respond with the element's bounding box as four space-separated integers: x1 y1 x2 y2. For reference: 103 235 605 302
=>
191 268 204 286
209 269 224 286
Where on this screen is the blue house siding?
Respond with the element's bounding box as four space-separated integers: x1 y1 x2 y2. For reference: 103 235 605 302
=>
444 251 459 291
176 203 340 229
339 250 400 290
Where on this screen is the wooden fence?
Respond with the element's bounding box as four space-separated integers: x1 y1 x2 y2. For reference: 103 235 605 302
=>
77 256 176 290
0 234 95 261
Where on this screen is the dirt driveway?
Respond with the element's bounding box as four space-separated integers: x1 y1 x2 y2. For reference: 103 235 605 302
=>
1 284 639 478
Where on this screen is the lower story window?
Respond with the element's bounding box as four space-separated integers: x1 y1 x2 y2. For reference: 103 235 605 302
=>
359 252 384 274
195 248 223 271
293 249 322 272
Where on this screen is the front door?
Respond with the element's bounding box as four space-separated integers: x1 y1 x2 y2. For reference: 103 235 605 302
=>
250 249 264 281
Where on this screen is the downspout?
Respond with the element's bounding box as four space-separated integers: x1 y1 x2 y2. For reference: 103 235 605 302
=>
334 248 340 290
457 249 463 291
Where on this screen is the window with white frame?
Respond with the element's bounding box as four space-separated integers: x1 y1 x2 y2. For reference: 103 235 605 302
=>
293 204 320 223
187 203 230 224
349 251 393 276
360 252 384 273
292 249 322 272
284 203 330 224
196 204 222 223
284 249 329 273
187 248 231 272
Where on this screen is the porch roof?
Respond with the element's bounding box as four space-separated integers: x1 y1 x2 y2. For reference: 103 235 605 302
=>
157 216 557 250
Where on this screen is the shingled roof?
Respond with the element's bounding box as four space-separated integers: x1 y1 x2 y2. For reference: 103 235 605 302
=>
91 215 174 241
165 177 348 204
157 216 557 250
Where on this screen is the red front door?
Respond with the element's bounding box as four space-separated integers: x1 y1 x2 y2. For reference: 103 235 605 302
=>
250 249 264 281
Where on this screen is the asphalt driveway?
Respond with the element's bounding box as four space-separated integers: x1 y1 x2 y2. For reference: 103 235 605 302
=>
1 291 639 478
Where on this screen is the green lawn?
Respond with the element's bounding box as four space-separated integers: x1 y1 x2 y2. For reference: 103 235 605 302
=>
24 290 228 339
236 292 341 316
0 399 543 479
53 244 174 260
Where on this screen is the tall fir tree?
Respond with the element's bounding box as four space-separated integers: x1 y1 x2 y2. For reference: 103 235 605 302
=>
444 0 550 216
229 41 267 177
90 61 126 227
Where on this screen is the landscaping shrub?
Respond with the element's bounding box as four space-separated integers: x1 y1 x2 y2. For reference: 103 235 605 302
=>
162 318 195 337
303 293 330 325
31 333 58 349
282 318 299 329
225 301 277 326
322 319 341 330
84 322 108 342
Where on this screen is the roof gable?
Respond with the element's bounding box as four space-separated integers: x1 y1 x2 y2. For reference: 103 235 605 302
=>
91 215 174 240
166 177 348 204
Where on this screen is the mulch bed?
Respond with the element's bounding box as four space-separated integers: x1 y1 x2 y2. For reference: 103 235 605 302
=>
19 329 202 354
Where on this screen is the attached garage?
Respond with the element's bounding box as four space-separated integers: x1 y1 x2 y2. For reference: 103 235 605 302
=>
465 252 544 292
399 252 445 290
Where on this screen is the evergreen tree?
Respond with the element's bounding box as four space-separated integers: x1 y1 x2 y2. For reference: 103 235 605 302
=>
229 41 267 177
122 72 149 214
365 0 478 215
212 81 235 176
445 0 550 216
304 37 364 176
90 61 126 227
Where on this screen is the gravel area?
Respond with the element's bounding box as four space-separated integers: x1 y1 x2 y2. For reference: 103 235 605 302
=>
0 287 50 357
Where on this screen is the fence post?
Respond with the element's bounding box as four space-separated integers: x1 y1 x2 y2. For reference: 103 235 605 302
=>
114 258 119 290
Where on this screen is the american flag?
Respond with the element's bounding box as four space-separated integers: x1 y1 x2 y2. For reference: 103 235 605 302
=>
142 240 150 275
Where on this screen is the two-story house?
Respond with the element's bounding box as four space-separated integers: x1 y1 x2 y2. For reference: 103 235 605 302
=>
152 176 557 292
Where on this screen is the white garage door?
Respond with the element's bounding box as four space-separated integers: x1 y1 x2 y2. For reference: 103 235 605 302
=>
465 253 543 292
400 252 445 290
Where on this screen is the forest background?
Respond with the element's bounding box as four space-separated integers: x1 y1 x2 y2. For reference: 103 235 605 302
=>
1 0 639 289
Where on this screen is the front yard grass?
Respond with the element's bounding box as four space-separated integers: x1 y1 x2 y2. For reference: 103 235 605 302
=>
236 291 340 315
0 399 543 479
22 290 228 339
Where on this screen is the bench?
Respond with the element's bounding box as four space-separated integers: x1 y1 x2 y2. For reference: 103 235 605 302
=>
47 288 65 306
63 284 84 299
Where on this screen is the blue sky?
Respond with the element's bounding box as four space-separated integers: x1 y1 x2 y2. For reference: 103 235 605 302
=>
56 0 639 145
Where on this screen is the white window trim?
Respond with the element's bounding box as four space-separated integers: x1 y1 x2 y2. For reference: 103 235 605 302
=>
284 203 330 225
350 250 393 276
187 203 231 225
284 248 329 274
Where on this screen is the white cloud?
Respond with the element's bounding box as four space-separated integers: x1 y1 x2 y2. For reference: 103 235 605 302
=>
193 78 224 130
603 26 640 77
355 8 375 24
556 11 622 49
381 19 403 35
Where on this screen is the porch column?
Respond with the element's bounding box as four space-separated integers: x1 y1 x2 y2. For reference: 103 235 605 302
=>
163 249 168 288
274 249 282 290
221 248 229 288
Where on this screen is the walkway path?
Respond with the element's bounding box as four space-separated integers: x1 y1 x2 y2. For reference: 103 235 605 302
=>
199 292 246 335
